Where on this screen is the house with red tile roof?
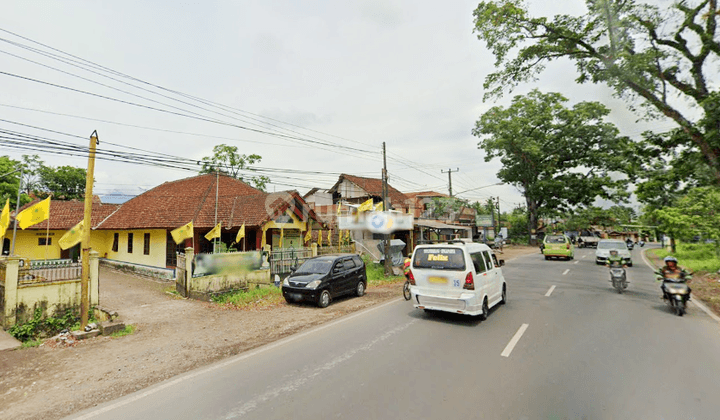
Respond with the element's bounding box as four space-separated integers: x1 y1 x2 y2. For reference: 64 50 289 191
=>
10 173 321 269
327 174 410 211
7 197 120 261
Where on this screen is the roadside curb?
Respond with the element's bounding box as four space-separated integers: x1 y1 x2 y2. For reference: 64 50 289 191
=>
641 248 720 324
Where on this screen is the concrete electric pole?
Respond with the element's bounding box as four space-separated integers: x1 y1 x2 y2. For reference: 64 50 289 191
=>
441 168 459 197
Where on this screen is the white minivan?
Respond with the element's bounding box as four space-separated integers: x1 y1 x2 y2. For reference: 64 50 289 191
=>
408 241 507 318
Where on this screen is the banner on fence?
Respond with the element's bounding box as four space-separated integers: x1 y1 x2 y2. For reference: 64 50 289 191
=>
193 251 263 278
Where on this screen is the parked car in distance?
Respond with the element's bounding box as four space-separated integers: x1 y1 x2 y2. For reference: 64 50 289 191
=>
282 254 367 308
408 240 506 318
543 234 574 260
595 239 633 266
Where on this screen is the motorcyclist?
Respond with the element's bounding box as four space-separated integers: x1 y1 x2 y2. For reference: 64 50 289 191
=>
605 249 626 268
656 256 691 300
403 257 411 278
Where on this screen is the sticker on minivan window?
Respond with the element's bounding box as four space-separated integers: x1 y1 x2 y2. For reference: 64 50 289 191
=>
414 248 465 271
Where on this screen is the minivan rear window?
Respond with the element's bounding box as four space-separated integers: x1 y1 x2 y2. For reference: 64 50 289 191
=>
545 236 566 244
413 248 465 270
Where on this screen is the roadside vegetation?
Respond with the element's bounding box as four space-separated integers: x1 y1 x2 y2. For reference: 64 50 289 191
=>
212 286 283 309
110 324 136 338
363 256 404 286
8 307 93 343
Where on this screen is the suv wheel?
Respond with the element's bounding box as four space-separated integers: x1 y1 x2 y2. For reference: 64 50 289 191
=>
480 297 489 320
355 281 365 297
500 284 507 305
317 290 331 308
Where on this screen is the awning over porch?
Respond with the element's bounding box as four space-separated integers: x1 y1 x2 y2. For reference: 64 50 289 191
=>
415 219 472 233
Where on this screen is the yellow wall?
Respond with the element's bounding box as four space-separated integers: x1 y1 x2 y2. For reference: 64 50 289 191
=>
101 229 167 267
6 228 168 268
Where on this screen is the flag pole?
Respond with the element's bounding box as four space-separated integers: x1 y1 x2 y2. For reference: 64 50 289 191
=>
45 203 50 261
213 171 219 254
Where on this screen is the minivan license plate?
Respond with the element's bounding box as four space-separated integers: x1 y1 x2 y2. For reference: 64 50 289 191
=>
428 276 447 284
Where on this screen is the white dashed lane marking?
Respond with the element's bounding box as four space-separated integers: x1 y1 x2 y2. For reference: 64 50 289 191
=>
545 285 556 297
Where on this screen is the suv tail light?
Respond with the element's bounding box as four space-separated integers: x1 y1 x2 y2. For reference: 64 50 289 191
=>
566 243 570 249
407 269 416 285
463 272 474 290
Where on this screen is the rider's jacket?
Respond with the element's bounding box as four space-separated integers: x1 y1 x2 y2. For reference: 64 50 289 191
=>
606 255 624 267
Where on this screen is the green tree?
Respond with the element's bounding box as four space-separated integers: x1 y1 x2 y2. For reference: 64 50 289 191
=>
653 186 720 253
199 144 270 191
37 165 87 200
473 90 632 240
473 0 720 184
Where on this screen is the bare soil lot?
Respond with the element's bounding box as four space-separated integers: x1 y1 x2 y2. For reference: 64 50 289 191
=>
0 246 536 420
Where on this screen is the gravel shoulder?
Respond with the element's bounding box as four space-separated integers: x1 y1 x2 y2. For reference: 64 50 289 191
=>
0 246 537 420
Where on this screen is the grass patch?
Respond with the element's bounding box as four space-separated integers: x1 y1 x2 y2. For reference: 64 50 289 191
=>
212 286 283 308
363 256 404 286
21 339 43 348
110 324 136 338
649 242 720 274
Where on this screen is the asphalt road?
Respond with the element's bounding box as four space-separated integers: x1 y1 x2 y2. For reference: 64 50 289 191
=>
68 245 720 420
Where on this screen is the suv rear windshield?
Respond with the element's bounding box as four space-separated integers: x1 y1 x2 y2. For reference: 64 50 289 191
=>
413 248 466 271
545 235 567 244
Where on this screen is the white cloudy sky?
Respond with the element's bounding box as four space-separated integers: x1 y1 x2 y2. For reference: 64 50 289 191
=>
0 0 681 209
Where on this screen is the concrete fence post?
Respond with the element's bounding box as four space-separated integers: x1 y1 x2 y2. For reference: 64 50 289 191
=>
3 257 20 328
89 250 100 306
185 247 194 294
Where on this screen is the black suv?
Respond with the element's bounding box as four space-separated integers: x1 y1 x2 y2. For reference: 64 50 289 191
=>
282 254 367 308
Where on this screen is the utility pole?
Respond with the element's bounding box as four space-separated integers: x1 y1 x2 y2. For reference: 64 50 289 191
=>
495 196 501 237
80 131 98 328
441 168 459 197
382 142 391 276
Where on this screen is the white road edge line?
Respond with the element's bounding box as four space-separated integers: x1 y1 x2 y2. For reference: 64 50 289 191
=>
574 260 579 265
545 285 556 297
501 323 529 358
581 254 587 259
562 269 570 275
640 248 720 324
69 298 405 419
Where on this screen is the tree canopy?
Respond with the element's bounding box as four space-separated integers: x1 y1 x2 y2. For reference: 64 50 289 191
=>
199 144 270 191
472 89 633 238
473 0 720 184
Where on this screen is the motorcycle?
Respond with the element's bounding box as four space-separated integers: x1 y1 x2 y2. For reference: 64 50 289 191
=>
626 241 634 251
658 274 692 316
609 266 628 293
639 240 645 247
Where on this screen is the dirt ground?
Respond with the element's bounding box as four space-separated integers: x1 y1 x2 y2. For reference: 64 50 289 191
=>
0 246 537 420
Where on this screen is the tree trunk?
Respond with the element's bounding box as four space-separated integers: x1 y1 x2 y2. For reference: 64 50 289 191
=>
670 237 676 254
526 198 539 246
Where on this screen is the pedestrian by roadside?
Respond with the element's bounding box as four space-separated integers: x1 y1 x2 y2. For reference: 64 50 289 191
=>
495 234 503 253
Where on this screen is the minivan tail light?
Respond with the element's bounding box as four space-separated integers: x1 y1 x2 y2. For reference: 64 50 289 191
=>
407 269 416 285
463 272 474 290
567 243 570 249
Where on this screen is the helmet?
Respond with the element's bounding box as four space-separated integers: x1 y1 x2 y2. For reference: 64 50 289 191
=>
664 256 678 264
609 249 619 256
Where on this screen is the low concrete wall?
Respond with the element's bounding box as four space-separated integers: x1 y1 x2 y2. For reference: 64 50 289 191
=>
188 269 271 301
177 248 272 301
100 259 175 281
2 252 99 328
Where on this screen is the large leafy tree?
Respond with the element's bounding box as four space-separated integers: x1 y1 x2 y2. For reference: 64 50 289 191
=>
199 144 270 191
473 90 633 240
37 165 87 200
652 186 720 253
473 0 720 184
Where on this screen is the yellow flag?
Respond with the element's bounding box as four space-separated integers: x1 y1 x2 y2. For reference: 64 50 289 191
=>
304 228 312 243
171 221 194 244
375 202 384 212
280 227 284 248
357 198 373 213
236 223 245 242
318 230 323 246
345 230 351 244
328 230 332 246
337 203 342 216
204 222 221 241
58 220 83 250
0 198 9 238
261 227 267 249
17 197 50 230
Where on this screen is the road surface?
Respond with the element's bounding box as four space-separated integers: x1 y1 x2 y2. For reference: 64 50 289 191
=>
67 245 720 419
